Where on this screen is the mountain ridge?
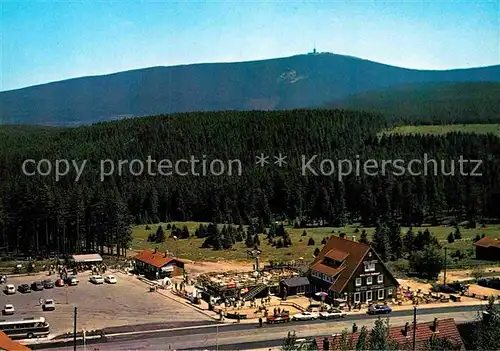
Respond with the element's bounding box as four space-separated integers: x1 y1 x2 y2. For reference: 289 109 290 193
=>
1 53 499 126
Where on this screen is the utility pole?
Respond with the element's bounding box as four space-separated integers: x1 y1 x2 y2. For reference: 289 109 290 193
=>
443 247 447 286
73 307 77 351
412 306 417 351
216 325 219 351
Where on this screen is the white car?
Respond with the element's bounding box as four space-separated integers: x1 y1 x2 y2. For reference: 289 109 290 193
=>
319 308 347 319
89 275 104 284
292 311 319 321
42 299 56 311
104 275 117 284
2 304 15 315
3 284 15 295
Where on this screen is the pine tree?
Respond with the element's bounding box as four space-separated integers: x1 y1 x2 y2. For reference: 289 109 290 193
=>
403 228 415 255
447 232 455 243
372 221 391 261
314 247 320 257
253 234 260 247
155 225 165 243
359 230 369 245
356 326 368 351
472 296 500 350
308 237 315 246
245 233 255 248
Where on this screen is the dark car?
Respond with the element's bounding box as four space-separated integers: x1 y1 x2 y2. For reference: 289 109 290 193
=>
367 304 392 315
42 280 55 289
18 284 31 293
64 276 78 286
31 281 44 291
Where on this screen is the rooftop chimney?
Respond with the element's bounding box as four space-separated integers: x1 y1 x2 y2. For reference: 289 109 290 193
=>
164 251 168 258
154 247 158 254
339 233 346 239
404 322 409 337
433 318 439 332
352 236 356 242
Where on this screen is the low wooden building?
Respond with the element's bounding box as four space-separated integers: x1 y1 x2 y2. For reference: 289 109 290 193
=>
71 254 103 264
280 276 310 298
474 237 500 261
133 249 184 280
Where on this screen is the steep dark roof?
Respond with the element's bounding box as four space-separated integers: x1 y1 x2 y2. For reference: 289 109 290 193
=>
315 318 464 351
310 235 398 293
282 276 309 287
311 235 370 293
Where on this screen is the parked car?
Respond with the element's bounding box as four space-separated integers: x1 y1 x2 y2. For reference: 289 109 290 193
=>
18 284 31 293
55 279 65 287
89 275 104 284
64 276 79 286
104 275 117 284
3 284 16 295
42 280 55 289
319 308 347 319
292 311 319 321
42 299 55 311
31 281 44 291
367 304 392 315
2 304 15 315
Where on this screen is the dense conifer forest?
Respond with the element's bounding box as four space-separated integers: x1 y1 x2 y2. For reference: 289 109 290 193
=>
0 109 499 256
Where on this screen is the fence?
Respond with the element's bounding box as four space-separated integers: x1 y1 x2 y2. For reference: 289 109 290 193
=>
280 300 306 312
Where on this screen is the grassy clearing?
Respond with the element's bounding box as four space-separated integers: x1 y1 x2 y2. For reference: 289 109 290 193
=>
381 124 500 137
132 222 500 263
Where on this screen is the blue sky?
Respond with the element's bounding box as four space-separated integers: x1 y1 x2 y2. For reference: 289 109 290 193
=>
1 1 499 91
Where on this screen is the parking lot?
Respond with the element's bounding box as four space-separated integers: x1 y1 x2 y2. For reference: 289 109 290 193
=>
2 271 212 336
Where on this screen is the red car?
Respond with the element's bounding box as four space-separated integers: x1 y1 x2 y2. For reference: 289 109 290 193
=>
55 279 65 287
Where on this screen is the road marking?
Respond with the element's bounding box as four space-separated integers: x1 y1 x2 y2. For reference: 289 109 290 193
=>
106 323 232 337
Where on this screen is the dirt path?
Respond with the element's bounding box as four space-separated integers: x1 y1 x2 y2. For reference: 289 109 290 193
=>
184 261 254 276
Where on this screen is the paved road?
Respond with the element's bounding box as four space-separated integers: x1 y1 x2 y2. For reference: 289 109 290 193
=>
41 304 483 350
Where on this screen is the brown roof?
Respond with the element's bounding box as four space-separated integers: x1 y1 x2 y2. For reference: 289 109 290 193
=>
324 248 349 262
311 261 346 277
315 318 464 351
310 235 370 293
0 331 31 351
134 249 183 268
474 237 500 249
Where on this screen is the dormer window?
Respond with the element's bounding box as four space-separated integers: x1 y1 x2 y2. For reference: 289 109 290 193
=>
364 261 376 272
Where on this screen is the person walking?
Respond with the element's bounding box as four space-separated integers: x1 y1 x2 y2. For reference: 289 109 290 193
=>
258 317 263 328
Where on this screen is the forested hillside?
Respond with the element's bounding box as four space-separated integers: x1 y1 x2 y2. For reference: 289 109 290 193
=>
327 82 500 124
0 109 499 256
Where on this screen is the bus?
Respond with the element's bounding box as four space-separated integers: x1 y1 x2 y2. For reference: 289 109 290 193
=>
0 317 50 339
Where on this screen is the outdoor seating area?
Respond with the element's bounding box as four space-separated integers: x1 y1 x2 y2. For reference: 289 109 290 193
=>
196 268 301 301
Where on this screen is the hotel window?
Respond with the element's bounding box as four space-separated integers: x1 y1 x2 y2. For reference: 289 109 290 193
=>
378 289 384 300
355 278 362 287
354 292 360 303
366 276 373 285
388 288 393 296
377 275 383 284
